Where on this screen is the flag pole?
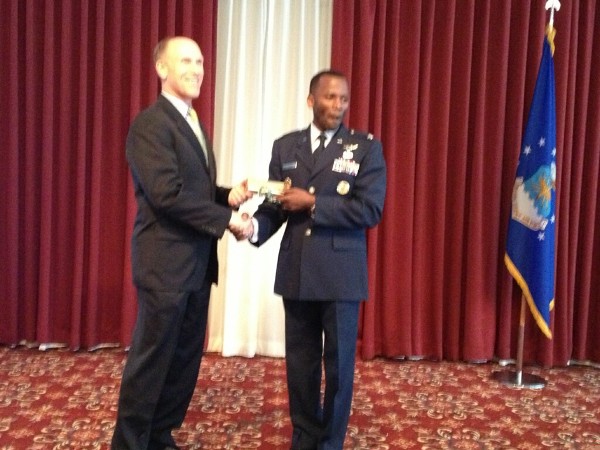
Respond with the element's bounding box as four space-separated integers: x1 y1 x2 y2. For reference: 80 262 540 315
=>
490 0 560 391
546 0 561 28
515 294 527 384
491 294 546 389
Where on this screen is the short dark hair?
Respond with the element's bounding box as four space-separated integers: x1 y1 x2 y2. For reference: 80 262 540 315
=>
309 70 347 95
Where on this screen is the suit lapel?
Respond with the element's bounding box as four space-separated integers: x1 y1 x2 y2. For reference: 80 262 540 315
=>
294 128 314 171
179 119 210 173
157 96 210 173
201 123 217 184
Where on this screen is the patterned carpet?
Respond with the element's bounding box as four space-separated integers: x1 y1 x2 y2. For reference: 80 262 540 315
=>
0 346 599 449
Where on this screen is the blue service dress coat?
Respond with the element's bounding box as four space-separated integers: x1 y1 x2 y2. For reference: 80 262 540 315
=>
253 124 387 301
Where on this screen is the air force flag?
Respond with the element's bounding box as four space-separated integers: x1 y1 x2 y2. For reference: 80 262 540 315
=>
505 28 557 339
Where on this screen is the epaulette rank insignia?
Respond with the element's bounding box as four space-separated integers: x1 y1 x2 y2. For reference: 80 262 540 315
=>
349 129 374 140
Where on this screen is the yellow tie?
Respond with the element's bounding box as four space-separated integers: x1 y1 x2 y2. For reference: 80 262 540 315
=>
187 107 209 166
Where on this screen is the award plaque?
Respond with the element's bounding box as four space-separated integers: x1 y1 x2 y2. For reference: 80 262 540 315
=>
248 177 291 203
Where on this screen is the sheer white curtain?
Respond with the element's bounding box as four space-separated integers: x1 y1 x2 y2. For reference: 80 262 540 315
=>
207 0 332 357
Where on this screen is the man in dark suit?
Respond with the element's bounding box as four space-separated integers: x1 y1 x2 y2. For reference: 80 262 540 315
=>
111 36 252 450
244 70 386 449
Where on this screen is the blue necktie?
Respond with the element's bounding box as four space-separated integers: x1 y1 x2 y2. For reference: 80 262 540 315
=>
313 133 326 161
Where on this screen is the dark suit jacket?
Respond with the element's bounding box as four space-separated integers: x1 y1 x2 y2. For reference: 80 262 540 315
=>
126 95 232 292
253 125 386 300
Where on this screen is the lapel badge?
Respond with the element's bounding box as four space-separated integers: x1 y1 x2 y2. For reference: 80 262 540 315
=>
337 180 350 195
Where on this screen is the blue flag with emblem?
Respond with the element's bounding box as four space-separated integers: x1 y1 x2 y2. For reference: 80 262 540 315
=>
505 26 557 339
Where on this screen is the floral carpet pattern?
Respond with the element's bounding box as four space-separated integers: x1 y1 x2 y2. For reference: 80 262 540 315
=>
0 346 599 449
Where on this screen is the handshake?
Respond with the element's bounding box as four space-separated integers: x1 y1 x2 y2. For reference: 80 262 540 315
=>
225 177 314 241
226 179 254 241
228 211 254 241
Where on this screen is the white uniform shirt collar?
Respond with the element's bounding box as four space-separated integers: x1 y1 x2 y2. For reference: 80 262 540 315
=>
310 123 338 151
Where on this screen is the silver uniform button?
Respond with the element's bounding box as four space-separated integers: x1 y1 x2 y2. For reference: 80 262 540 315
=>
305 229 312 236
308 186 315 194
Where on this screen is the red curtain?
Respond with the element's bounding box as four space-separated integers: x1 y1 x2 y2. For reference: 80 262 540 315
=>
0 0 217 349
2 1 598 367
332 0 600 366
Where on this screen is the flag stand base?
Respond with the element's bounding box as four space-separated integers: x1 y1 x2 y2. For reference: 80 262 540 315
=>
490 295 547 390
491 370 546 389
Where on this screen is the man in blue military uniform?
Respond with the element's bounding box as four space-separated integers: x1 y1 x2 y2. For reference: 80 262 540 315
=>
243 70 387 449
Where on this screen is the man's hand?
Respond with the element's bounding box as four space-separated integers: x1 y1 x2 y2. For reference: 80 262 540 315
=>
276 187 315 212
228 179 253 208
228 212 254 241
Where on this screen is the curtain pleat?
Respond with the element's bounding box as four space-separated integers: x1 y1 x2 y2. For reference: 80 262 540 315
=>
2 0 21 341
332 0 600 366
